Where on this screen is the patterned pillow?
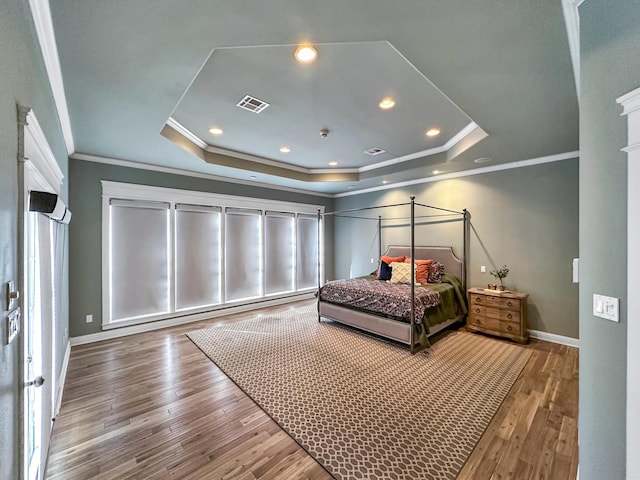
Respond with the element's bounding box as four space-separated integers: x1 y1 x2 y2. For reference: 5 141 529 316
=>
427 261 445 284
389 262 418 284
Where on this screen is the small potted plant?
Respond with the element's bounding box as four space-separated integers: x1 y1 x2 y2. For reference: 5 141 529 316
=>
490 265 509 291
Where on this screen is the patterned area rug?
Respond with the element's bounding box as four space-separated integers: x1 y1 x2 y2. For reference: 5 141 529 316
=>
187 306 531 480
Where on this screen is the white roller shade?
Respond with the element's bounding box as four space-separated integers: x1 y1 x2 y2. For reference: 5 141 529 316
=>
109 200 170 321
265 212 294 295
175 204 222 310
296 214 319 289
225 208 261 301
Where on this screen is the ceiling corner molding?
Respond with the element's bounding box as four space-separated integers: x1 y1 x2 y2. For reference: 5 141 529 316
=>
617 86 640 117
335 150 579 198
165 117 207 149
24 109 65 193
71 152 334 198
28 0 75 155
561 0 582 99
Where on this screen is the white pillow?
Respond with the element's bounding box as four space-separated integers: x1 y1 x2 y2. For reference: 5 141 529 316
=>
388 262 418 285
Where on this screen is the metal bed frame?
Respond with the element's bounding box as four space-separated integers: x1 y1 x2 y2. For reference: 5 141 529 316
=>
316 196 470 354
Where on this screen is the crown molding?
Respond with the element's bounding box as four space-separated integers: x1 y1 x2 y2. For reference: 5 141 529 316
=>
561 0 583 99
334 150 579 197
24 109 65 194
28 0 75 155
71 152 334 198
167 117 484 177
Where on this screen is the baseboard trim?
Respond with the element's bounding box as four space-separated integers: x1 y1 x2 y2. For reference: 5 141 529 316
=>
529 329 579 348
70 293 315 346
55 340 71 416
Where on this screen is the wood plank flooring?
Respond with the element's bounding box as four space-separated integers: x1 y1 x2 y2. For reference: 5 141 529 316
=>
46 300 578 479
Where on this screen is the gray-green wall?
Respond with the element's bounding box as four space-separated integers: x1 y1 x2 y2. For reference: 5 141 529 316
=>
68 159 334 337
0 1 69 479
333 159 579 339
578 2 639 478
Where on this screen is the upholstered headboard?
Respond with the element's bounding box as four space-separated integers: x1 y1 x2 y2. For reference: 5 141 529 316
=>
383 245 464 281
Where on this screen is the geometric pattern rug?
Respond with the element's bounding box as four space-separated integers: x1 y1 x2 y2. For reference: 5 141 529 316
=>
187 305 531 480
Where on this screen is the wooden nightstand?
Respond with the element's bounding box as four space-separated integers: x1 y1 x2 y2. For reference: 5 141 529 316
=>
467 287 529 344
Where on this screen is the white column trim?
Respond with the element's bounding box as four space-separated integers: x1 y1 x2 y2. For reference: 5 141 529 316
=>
28 0 75 155
24 110 64 194
561 0 582 98
618 84 640 480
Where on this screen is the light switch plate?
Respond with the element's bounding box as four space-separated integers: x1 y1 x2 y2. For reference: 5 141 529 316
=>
593 294 619 322
7 307 20 345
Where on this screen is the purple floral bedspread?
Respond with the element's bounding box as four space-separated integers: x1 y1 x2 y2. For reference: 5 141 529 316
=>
319 278 441 324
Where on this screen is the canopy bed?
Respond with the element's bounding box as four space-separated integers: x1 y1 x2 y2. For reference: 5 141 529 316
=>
316 197 469 354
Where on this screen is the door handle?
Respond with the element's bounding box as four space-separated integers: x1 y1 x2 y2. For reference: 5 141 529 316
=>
26 376 45 388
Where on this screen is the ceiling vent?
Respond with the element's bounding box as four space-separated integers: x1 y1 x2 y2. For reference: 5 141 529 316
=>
364 147 386 156
236 94 270 113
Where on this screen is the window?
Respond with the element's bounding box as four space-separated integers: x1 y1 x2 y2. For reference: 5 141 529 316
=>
264 212 295 295
175 204 222 310
225 208 262 302
109 199 170 321
102 182 323 327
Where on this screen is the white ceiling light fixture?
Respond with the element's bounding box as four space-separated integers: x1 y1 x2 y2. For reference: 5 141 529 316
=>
432 170 441 174
426 128 441 137
208 127 223 135
474 157 492 164
279 146 291 153
295 45 318 63
379 97 395 110
329 161 338 166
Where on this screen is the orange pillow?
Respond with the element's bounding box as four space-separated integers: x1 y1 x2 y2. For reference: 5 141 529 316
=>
403 258 433 284
381 255 406 264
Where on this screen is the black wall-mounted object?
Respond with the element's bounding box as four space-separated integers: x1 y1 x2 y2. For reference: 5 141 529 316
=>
28 191 72 224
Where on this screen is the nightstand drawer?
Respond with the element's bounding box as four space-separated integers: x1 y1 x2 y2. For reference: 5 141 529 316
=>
468 314 500 331
470 305 486 316
501 310 518 322
500 298 521 311
470 293 501 308
501 321 521 335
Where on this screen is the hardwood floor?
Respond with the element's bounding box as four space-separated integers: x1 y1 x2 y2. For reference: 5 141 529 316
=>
46 300 578 479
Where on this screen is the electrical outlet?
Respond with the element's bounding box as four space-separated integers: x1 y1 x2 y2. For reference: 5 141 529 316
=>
480 265 486 273
85 314 93 323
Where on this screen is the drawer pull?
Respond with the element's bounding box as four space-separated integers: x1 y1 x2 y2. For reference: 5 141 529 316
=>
475 318 482 325
475 297 482 303
507 313 513 319
507 301 513 307
507 325 513 331
475 308 481 314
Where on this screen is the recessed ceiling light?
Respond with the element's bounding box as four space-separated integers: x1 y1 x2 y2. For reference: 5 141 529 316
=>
208 127 223 135
295 45 317 63
250 175 257 180
432 170 441 175
426 128 441 137
329 161 338 166
474 157 492 164
379 98 395 110
382 180 389 185
279 146 291 153
347 185 355 189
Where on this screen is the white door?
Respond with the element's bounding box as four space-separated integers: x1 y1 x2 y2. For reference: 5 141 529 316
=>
21 111 62 480
24 210 45 480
